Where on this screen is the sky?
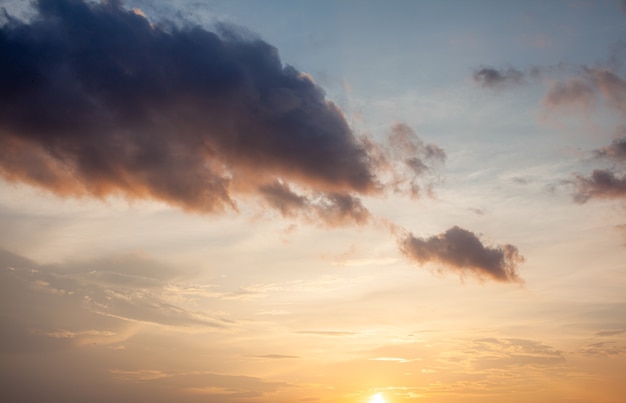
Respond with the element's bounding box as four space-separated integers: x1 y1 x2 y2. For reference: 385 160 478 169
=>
1 0 626 402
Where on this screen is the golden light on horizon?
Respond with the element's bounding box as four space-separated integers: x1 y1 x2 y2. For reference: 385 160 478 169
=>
370 393 387 403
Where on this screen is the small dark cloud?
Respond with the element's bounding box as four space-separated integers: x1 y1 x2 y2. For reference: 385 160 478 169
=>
472 67 525 89
511 177 530 185
399 226 524 283
572 169 626 203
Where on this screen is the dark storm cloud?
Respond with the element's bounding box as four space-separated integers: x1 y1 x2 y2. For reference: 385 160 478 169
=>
472 67 525 89
399 226 524 283
0 0 382 214
572 169 626 203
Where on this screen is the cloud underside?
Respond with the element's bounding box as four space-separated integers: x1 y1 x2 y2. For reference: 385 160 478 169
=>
400 226 524 283
0 0 444 226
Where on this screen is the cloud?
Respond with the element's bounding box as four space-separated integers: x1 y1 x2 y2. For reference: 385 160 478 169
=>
572 169 626 203
594 132 626 162
0 1 517 285
259 180 370 226
543 67 626 115
399 226 524 283
579 341 626 357
374 123 446 198
0 0 379 213
472 67 525 89
0 0 445 226
469 338 565 368
0 248 232 350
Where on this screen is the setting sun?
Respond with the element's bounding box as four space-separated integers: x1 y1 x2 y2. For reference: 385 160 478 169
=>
370 393 386 403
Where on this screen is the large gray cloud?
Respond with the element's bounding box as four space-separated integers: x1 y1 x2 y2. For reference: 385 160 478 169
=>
0 0 381 216
399 226 524 283
0 0 449 226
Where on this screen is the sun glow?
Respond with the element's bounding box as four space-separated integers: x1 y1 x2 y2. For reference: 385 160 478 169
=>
370 393 386 403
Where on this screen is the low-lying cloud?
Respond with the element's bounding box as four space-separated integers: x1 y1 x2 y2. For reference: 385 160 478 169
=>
399 226 524 283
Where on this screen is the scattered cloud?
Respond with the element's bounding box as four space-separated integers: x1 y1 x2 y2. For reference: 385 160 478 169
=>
594 131 626 161
472 67 525 89
572 170 626 203
543 67 626 115
399 226 524 283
